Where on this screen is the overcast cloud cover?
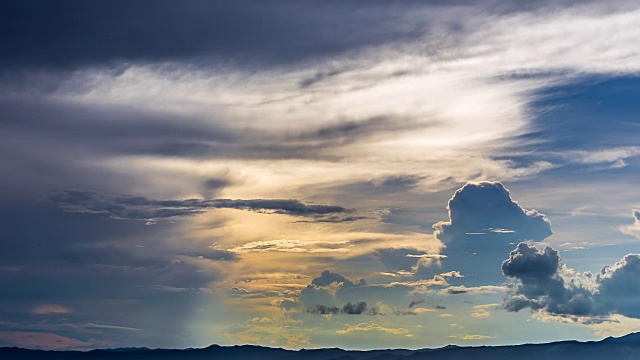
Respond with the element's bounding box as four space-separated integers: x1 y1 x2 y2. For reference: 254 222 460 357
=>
2 0 640 351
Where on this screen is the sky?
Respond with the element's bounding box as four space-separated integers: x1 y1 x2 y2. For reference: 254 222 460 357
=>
1 0 640 351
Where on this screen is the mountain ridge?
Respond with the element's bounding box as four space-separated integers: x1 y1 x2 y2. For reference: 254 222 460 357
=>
2 332 640 360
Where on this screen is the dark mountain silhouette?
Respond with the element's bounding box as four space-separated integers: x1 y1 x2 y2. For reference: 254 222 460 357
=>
2 332 640 360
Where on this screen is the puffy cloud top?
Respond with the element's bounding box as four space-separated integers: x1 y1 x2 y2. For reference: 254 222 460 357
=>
434 182 552 243
431 182 552 285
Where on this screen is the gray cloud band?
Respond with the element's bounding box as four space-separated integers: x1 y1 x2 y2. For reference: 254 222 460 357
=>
49 189 349 221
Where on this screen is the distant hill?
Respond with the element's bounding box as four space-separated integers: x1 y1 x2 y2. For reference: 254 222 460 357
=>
3 332 640 360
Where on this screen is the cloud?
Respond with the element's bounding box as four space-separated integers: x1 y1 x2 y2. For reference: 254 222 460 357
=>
228 240 352 254
0 1 440 70
471 304 499 319
432 182 552 285
501 243 598 316
298 269 461 315
306 302 372 315
299 270 367 308
413 308 436 315
372 248 445 275
342 301 369 315
306 304 341 315
502 243 640 321
49 189 349 221
434 182 552 243
386 271 464 292
442 285 506 295
448 334 494 340
30 304 70 315
597 254 640 318
554 147 640 169
336 323 411 336
619 209 640 239
306 301 435 316
310 270 366 289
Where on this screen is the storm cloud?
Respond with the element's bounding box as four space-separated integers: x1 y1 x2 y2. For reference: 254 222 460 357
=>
502 243 640 321
0 0 444 70
501 243 597 316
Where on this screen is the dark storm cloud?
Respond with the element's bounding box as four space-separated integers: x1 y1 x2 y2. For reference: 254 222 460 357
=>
49 189 349 221
431 182 552 285
408 299 425 308
1 0 596 71
0 198 230 348
501 243 640 321
501 243 596 316
0 0 441 70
